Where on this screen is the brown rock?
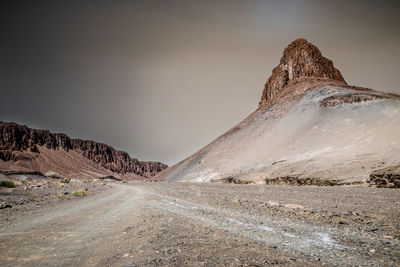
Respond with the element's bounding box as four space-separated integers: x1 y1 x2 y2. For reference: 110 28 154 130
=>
320 93 383 107
0 121 168 178
0 202 12 209
259 38 346 108
368 164 400 188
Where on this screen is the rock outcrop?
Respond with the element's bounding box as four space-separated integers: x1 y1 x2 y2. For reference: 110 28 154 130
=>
368 165 400 188
259 38 346 108
0 122 167 177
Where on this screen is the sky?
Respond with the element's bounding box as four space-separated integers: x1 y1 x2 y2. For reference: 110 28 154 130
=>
1 0 399 165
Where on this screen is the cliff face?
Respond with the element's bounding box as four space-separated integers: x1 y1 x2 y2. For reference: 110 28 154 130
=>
259 38 346 108
0 122 167 177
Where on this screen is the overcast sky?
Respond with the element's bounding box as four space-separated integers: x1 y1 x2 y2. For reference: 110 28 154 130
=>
1 0 399 165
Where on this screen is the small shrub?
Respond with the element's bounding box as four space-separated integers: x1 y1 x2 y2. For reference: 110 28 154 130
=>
29 194 38 201
122 180 127 184
57 194 63 199
61 178 70 184
21 180 27 185
73 190 86 197
0 180 16 188
268 211 274 216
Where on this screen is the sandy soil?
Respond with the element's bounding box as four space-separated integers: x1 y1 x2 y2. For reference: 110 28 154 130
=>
160 85 400 184
0 182 399 266
0 177 111 212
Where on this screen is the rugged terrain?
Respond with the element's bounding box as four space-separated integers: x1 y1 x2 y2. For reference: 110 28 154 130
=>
0 173 112 211
1 182 399 266
157 39 400 185
0 122 167 180
1 38 399 267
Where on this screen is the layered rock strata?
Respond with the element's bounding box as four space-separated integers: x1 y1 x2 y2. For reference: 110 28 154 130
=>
0 122 167 177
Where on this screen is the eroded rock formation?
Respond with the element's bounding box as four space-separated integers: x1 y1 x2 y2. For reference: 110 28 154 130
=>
0 122 167 177
259 38 346 108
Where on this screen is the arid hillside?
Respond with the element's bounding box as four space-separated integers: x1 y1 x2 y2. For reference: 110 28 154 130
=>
157 39 400 186
0 122 167 180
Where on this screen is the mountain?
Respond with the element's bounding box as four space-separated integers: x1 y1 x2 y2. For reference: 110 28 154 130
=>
157 38 400 187
0 122 167 180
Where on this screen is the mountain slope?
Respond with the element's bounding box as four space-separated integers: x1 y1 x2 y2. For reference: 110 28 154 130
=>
157 39 400 185
0 122 167 180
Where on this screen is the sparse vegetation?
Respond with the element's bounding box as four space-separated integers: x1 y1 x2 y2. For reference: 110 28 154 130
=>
0 180 16 188
122 180 127 184
73 190 86 197
211 177 253 184
61 178 70 184
57 194 63 199
29 194 38 201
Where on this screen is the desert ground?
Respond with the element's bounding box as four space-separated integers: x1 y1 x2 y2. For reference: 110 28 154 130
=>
1 181 399 266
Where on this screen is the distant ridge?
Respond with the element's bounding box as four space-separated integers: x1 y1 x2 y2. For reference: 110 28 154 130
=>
0 121 167 179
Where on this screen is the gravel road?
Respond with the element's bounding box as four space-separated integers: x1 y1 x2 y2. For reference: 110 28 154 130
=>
1 182 399 266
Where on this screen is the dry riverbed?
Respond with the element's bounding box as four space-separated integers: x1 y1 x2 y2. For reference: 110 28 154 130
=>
0 182 399 266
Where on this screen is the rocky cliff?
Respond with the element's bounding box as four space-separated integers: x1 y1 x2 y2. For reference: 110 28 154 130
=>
0 122 167 177
259 38 346 108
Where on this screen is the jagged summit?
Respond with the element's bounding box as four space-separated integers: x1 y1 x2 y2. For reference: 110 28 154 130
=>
259 38 346 108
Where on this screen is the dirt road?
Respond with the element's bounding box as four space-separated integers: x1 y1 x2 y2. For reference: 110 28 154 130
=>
1 182 399 266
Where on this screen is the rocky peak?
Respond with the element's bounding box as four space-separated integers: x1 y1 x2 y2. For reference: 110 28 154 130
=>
259 38 346 108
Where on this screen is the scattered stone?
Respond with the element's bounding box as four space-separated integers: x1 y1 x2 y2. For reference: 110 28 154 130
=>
265 176 342 186
368 165 400 188
0 202 12 209
284 204 305 210
0 187 13 193
212 177 253 184
266 201 280 207
45 171 62 178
